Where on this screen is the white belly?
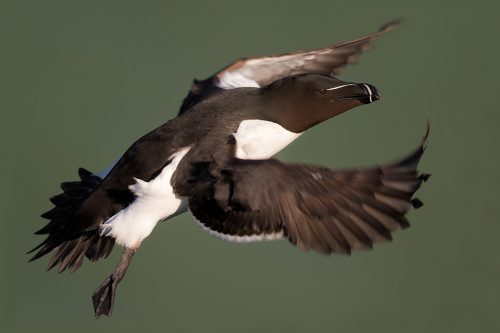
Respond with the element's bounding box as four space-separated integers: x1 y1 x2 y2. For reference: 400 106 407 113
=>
100 147 191 248
100 120 300 247
233 119 302 160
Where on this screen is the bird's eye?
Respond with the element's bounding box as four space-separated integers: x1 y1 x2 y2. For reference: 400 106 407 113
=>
319 88 327 94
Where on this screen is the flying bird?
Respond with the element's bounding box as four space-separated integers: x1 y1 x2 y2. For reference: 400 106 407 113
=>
29 20 429 317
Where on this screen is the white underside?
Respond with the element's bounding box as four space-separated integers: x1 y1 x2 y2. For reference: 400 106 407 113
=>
193 119 299 242
190 208 285 242
100 119 301 247
100 147 191 248
233 119 302 160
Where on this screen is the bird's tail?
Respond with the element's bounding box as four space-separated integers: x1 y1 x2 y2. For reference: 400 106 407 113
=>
28 168 115 273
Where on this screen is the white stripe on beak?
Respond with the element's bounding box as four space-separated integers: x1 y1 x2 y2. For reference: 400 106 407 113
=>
362 83 373 103
325 83 356 91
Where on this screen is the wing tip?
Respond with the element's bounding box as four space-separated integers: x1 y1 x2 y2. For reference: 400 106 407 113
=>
410 198 424 209
378 18 404 33
422 119 430 149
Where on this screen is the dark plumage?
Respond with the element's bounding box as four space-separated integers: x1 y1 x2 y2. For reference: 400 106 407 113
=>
179 19 401 115
29 168 114 273
185 127 429 254
29 20 428 318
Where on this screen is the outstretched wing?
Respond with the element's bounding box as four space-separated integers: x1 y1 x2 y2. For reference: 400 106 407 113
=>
179 19 401 114
188 129 429 255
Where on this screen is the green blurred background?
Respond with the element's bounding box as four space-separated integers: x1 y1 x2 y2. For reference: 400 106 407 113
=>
2 0 499 332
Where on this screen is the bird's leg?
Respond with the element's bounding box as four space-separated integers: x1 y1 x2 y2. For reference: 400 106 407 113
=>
92 247 136 318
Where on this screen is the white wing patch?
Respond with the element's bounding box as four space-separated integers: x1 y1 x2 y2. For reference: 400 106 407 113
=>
233 119 302 160
216 71 260 90
187 120 301 242
190 209 284 243
100 147 191 248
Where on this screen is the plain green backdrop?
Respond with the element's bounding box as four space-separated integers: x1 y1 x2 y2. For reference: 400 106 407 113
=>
2 1 499 332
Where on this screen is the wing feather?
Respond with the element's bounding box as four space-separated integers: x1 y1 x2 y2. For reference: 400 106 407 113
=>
188 126 428 255
215 20 398 88
178 20 401 114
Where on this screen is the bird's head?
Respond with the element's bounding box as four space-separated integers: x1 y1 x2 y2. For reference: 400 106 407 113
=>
261 74 380 132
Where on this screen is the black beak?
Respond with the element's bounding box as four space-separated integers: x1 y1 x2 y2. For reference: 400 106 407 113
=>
334 83 381 104
357 83 381 104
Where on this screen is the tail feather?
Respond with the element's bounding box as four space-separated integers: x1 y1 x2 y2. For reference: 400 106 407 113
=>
29 168 115 272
